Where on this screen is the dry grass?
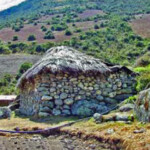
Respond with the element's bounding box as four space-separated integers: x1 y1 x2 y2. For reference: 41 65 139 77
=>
130 14 150 38
1 114 150 149
61 119 150 150
0 115 77 130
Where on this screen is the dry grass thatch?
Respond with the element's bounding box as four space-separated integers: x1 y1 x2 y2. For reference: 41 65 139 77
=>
17 46 134 88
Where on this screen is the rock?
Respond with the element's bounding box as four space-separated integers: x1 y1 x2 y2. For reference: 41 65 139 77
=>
60 93 68 99
135 88 150 122
133 129 146 134
71 100 108 117
52 109 61 116
104 98 117 104
41 96 53 101
107 128 114 134
93 113 103 122
115 94 133 101
96 90 102 95
62 109 71 115
50 88 56 92
40 107 51 113
119 104 134 112
55 99 63 106
41 101 54 108
115 113 129 121
38 112 49 117
63 105 70 109
64 98 74 105
0 107 11 119
96 95 104 101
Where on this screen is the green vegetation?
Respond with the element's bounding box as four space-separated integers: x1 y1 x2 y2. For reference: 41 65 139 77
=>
134 52 150 91
17 62 33 79
12 36 18 41
0 74 17 95
27 35 36 41
65 29 72 36
44 30 55 39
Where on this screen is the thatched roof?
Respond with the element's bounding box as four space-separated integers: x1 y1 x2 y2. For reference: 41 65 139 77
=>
17 46 135 88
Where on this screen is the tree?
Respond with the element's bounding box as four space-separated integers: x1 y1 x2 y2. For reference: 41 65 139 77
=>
27 35 36 41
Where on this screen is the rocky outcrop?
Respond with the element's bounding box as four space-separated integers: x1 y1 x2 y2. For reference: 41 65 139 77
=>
135 88 150 122
19 71 136 117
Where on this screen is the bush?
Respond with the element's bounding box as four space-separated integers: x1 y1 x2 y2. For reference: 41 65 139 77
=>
0 45 11 54
41 26 47 32
17 62 33 79
65 30 72 36
12 36 18 41
44 30 55 39
94 24 99 29
135 52 150 67
27 35 36 41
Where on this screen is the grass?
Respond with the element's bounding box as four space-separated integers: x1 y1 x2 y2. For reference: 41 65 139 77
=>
0 114 78 130
134 65 150 73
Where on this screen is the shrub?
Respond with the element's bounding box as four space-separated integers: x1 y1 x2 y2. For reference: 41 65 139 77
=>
12 36 18 41
41 26 47 32
17 62 33 79
94 24 99 29
135 52 150 67
0 45 11 54
65 30 72 36
44 31 55 39
27 35 36 41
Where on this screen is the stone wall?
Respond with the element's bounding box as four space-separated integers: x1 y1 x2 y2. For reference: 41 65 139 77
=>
19 71 136 117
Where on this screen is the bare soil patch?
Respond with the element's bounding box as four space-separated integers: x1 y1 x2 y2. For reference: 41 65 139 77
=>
0 20 102 43
0 54 40 77
130 14 150 38
78 9 105 19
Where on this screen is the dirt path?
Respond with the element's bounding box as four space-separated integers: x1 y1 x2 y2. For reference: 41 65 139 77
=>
0 134 112 150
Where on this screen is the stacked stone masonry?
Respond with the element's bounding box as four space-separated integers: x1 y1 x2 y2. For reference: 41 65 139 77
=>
19 71 136 117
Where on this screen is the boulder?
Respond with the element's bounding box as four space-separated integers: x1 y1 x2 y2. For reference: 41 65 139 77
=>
93 113 103 122
119 103 134 112
135 88 150 122
0 107 11 119
71 99 108 117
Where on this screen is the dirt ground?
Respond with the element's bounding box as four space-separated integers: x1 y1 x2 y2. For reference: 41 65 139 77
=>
130 14 150 38
0 134 112 150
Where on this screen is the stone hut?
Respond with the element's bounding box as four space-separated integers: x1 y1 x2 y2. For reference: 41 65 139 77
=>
17 46 136 117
